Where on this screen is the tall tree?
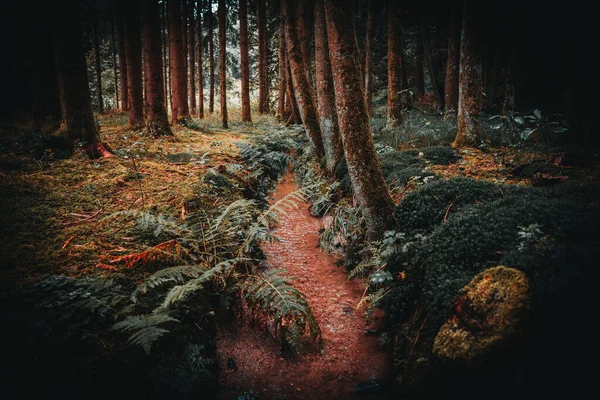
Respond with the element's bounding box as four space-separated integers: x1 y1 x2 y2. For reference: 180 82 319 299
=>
325 0 395 240
218 0 228 128
142 0 172 137
285 56 302 125
239 0 252 122
110 8 119 109
208 3 215 113
276 10 287 119
282 0 324 159
117 0 128 111
386 0 403 128
169 0 191 123
364 0 374 117
189 0 197 114
48 0 111 157
258 0 269 114
92 0 103 114
197 0 205 118
444 2 460 118
161 0 169 111
297 0 314 86
453 0 483 147
123 0 144 128
421 16 443 111
414 21 425 96
314 0 343 174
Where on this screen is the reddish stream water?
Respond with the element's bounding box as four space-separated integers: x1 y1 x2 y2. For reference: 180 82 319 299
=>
217 173 392 399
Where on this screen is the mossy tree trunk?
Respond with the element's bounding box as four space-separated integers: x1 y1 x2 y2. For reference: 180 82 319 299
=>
258 0 269 114
197 0 205 119
124 0 144 128
142 0 172 137
117 0 128 112
364 0 374 117
208 4 215 114
240 0 252 122
453 0 483 148
218 0 228 128
386 0 403 128
92 0 103 114
314 0 343 174
48 0 111 158
444 2 460 119
188 0 197 114
276 10 287 119
298 0 314 87
168 0 190 124
325 0 395 241
282 0 324 159
285 56 302 125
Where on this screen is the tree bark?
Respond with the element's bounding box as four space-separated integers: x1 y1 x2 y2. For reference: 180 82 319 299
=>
189 0 196 114
282 0 324 159
276 10 287 119
285 55 302 125
364 0 374 117
48 0 110 157
182 0 189 76
117 0 128 111
142 0 172 137
325 0 395 241
453 0 483 147
111 7 119 109
386 0 403 128
123 0 144 128
197 0 205 118
314 0 343 174
240 0 252 122
444 2 460 118
298 0 314 87
161 0 169 113
169 0 191 123
208 4 215 113
258 0 269 114
421 16 443 111
92 0 103 114
218 0 228 128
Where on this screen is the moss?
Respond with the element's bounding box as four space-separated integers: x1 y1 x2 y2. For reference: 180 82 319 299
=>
420 146 459 165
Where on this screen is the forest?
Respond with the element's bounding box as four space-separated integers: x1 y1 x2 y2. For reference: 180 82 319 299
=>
0 0 598 399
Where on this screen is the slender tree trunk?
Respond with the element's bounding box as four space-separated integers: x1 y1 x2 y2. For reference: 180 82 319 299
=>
111 9 119 109
169 0 190 123
282 0 324 159
444 2 460 118
240 0 252 122
142 0 172 137
208 4 215 113
92 0 104 114
414 22 425 96
117 1 128 111
218 0 228 128
48 0 110 157
197 0 205 118
183 0 189 77
325 0 395 241
124 0 144 128
161 0 169 113
276 10 287 119
258 0 269 114
364 0 374 117
314 0 343 174
453 0 483 147
297 0 314 87
421 17 443 111
386 0 403 128
189 1 196 114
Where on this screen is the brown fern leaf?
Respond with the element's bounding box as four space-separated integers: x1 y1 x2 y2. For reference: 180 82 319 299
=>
103 240 184 270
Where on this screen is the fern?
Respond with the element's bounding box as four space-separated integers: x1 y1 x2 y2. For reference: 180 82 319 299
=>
111 313 178 354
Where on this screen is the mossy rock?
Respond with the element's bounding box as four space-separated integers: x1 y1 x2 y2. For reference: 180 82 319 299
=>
433 266 529 361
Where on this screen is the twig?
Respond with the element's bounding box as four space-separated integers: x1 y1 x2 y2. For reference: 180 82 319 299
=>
60 210 102 227
443 197 459 223
61 235 76 249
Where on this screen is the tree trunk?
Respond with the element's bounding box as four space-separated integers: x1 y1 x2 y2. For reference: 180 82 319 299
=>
48 0 110 158
453 0 483 148
414 32 425 96
282 0 324 159
314 0 343 174
364 0 374 117
218 0 228 128
169 0 190 123
111 8 119 109
189 0 196 114
117 1 128 111
161 0 169 113
208 4 215 113
142 0 172 137
276 10 287 119
197 0 205 118
285 55 302 125
503 4 521 115
444 2 460 119
258 0 269 114
92 0 103 114
297 0 314 87
240 0 252 122
325 0 395 241
123 0 144 128
421 16 443 111
182 0 189 77
386 0 403 128
487 44 500 108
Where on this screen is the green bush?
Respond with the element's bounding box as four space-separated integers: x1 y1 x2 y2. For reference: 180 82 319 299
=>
420 146 459 165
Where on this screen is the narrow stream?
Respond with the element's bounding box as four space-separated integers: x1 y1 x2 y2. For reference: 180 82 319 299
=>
217 173 392 399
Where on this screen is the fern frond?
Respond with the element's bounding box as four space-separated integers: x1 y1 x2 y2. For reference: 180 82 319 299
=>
357 287 389 310
111 313 178 354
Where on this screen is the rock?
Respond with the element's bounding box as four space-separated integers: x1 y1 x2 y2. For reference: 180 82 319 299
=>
433 266 529 361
